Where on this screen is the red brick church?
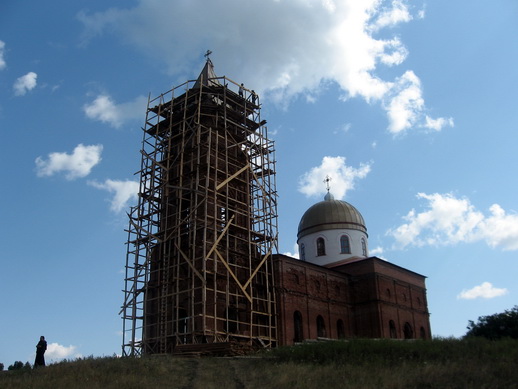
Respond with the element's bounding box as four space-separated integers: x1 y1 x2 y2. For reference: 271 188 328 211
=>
121 59 432 356
273 191 431 344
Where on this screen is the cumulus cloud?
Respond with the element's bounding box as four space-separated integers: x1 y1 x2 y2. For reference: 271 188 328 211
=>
88 179 139 212
369 246 384 256
78 0 449 134
370 0 412 31
83 94 147 128
299 156 371 200
13 72 37 96
424 115 455 131
35 144 103 180
0 40 6 70
283 243 300 259
45 343 82 361
388 192 518 251
457 282 508 300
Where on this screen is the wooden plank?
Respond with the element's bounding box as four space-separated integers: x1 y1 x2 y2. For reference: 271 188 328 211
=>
214 249 252 303
216 163 250 191
243 238 276 290
175 243 206 284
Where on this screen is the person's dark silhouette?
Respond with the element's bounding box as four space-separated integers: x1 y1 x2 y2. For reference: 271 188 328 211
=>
34 336 47 368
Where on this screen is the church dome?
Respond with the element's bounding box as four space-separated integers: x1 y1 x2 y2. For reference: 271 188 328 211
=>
297 193 367 240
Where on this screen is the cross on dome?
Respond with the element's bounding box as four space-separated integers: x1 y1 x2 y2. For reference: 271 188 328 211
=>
323 175 334 201
324 175 332 192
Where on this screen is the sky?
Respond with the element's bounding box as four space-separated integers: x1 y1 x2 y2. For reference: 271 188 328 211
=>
1 0 518 365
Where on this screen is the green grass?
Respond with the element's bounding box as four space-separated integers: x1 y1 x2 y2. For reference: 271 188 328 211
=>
2 338 518 389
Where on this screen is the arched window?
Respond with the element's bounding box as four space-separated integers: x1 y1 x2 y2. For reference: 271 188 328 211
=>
317 315 326 337
403 322 413 339
294 311 303 343
300 243 306 261
389 320 397 339
340 235 351 254
337 319 345 339
361 238 367 256
316 237 326 256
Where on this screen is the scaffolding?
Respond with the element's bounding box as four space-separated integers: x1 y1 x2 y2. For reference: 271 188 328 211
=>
121 60 278 356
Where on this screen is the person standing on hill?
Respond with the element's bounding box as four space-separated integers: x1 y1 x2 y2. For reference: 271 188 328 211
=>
34 336 47 368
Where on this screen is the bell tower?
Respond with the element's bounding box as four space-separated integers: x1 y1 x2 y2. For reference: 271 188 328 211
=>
122 57 278 356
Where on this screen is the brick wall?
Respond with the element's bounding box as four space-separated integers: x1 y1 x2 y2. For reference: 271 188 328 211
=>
273 255 431 345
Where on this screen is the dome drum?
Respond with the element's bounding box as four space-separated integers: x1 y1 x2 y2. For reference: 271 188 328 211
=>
297 195 369 266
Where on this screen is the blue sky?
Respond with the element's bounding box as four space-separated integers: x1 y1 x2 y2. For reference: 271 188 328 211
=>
1 0 518 365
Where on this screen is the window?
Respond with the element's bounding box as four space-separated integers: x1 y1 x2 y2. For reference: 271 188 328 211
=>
294 311 303 342
420 327 426 339
403 322 413 339
300 243 306 261
317 237 326 256
361 238 367 256
340 235 351 254
389 320 397 339
317 315 326 337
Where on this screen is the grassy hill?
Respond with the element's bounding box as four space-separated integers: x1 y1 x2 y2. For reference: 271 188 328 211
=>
2 338 518 388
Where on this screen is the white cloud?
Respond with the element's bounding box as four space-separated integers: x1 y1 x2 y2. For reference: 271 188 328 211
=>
334 123 352 134
388 192 518 251
45 343 82 362
13 72 37 96
83 94 147 128
457 282 508 300
424 115 454 131
283 243 300 259
0 40 6 70
370 0 412 31
89 179 139 212
35 144 103 180
384 70 423 133
78 0 449 134
478 204 518 250
369 246 384 256
298 156 371 200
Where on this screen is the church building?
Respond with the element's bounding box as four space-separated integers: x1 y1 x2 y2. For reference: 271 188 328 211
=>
121 58 431 356
273 190 431 344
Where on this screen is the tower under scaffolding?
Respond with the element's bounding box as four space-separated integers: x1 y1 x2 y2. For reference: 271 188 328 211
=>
121 59 278 356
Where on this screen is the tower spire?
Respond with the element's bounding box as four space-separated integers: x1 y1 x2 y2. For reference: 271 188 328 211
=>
194 51 220 88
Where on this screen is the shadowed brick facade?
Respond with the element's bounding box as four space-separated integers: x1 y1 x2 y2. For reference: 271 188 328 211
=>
274 254 431 345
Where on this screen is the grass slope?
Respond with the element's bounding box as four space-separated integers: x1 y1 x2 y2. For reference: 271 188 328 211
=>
2 338 518 389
